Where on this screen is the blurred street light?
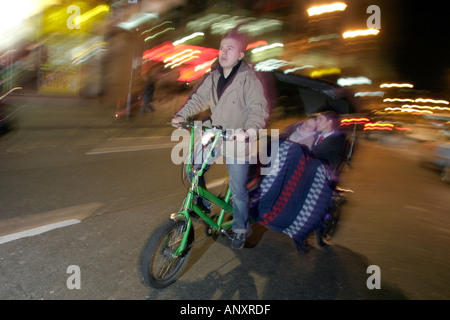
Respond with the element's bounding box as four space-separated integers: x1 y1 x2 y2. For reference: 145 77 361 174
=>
307 2 347 16
117 12 158 31
342 28 380 39
380 83 414 88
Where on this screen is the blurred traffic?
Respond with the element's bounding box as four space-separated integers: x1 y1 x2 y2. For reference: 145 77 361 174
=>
1 0 448 182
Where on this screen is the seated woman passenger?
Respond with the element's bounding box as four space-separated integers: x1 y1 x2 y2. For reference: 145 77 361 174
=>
282 117 318 150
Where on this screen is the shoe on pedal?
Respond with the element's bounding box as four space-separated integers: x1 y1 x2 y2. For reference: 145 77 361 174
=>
231 232 246 250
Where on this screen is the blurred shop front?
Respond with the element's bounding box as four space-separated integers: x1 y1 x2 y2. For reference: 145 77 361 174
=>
0 1 110 98
38 1 109 97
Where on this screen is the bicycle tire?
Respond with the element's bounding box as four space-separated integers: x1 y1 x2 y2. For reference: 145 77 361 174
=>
141 219 194 289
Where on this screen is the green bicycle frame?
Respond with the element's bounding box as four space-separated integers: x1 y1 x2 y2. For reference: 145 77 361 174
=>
173 123 233 257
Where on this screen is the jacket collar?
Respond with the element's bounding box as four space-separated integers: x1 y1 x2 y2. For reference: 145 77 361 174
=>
213 60 249 76
218 60 242 78
211 62 251 103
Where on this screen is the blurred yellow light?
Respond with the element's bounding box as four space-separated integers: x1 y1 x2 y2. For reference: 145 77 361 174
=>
415 98 449 104
383 98 414 103
310 68 341 78
307 2 347 16
365 122 394 128
384 107 433 114
383 97 449 105
364 127 392 131
380 83 414 88
342 29 380 38
402 104 450 112
79 4 109 24
363 122 393 131
384 107 402 112
341 118 370 124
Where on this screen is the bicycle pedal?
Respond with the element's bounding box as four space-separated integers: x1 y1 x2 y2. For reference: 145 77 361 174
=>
220 229 233 240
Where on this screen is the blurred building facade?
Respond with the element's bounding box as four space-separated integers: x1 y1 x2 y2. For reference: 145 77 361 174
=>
1 0 447 114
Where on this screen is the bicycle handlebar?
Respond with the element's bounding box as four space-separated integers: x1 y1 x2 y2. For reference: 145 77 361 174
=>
167 121 193 129
168 121 249 142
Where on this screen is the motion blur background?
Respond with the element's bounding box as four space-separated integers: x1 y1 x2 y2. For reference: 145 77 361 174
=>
1 0 448 97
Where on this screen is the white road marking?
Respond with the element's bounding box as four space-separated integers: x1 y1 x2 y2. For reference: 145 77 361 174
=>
85 144 176 155
0 219 81 245
85 136 187 155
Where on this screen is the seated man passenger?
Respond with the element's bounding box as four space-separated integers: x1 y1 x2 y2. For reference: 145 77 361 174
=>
311 110 347 175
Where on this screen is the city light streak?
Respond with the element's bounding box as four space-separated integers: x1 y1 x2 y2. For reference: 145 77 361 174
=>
307 2 347 16
173 32 204 46
342 29 380 39
380 83 414 88
251 43 283 54
355 91 385 97
337 76 372 86
415 98 449 105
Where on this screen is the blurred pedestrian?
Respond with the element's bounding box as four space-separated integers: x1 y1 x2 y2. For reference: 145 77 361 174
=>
140 63 163 115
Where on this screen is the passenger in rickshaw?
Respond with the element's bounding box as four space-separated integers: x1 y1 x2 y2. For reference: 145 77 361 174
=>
279 110 346 176
280 116 318 150
248 110 348 253
310 110 347 178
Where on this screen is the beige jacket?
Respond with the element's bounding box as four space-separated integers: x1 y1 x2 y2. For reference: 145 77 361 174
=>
176 62 269 131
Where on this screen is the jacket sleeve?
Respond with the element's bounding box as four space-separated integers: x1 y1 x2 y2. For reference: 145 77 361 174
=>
175 75 214 120
242 72 269 131
312 133 346 169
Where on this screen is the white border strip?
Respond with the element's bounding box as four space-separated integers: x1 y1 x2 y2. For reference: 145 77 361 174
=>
0 219 81 245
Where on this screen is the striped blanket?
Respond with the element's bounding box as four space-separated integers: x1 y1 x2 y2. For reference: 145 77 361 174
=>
249 140 334 247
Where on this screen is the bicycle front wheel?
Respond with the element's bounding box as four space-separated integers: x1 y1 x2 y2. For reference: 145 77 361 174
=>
141 219 194 289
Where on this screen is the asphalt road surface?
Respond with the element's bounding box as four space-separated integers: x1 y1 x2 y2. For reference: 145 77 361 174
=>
0 97 449 303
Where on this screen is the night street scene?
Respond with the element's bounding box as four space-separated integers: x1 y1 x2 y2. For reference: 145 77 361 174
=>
0 0 449 309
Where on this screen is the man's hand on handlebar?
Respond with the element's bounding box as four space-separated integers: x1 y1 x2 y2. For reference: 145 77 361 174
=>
229 128 249 142
170 115 185 128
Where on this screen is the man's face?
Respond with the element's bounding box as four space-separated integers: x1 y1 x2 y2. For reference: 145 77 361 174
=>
315 115 331 132
218 37 244 72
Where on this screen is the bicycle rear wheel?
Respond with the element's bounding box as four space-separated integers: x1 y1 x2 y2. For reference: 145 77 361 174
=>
141 219 194 289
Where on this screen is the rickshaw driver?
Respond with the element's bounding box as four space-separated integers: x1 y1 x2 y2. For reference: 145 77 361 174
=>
171 28 269 249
